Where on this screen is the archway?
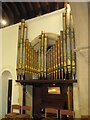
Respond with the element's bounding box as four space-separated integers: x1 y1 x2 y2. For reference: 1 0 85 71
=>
31 32 58 51
1 70 12 118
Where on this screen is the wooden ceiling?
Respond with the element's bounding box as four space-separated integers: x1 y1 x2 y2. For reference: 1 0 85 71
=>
1 2 64 28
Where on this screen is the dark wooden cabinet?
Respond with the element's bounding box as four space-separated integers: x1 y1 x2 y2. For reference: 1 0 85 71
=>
16 79 77 117
33 84 68 115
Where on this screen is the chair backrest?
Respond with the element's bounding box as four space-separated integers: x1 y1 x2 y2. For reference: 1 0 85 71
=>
60 109 74 120
11 105 21 114
22 106 32 117
45 108 58 118
81 115 90 119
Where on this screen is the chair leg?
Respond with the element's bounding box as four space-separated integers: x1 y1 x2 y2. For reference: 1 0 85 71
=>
57 110 58 119
60 111 62 120
45 109 47 118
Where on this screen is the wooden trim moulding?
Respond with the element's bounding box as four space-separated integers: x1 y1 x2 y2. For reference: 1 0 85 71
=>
16 79 77 86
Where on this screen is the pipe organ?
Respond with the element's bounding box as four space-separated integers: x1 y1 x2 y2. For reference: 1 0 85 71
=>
16 7 76 80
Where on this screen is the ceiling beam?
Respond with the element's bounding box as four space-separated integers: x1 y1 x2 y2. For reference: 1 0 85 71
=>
36 2 42 16
2 8 9 20
59 2 64 9
2 2 14 24
45 2 50 13
3 2 14 18
0 3 2 19
24 2 35 19
36 2 41 9
2 8 10 27
15 2 27 20
19 2 27 19
7 2 21 23
49 2 55 12
10 2 20 17
56 2 59 10
31 2 41 17
28 2 33 11
40 2 48 14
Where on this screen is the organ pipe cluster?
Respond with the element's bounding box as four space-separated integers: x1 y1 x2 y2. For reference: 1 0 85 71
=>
16 7 76 80
38 31 48 79
45 9 76 80
16 19 38 80
39 8 76 80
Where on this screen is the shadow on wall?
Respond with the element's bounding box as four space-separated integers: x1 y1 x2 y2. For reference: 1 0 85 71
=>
26 86 32 109
1 70 12 118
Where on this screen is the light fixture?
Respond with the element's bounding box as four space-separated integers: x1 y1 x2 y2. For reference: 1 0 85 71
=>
1 20 7 26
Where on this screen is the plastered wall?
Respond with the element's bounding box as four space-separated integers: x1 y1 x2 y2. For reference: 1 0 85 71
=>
70 2 88 117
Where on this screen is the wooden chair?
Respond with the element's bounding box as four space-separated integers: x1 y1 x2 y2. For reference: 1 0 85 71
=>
45 108 58 119
15 106 32 119
5 104 21 118
60 109 74 120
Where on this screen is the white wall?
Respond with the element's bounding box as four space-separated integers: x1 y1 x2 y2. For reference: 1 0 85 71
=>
2 25 19 106
26 8 64 41
70 2 88 117
0 29 2 119
0 8 65 117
